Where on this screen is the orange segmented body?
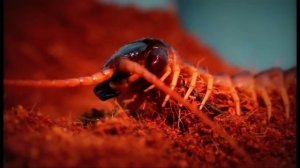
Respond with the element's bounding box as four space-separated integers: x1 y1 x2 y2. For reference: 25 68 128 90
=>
114 40 296 121
4 38 297 164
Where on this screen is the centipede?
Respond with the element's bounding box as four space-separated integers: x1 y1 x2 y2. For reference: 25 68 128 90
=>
4 38 296 165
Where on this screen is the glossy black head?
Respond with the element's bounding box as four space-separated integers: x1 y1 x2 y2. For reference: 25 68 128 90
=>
103 38 169 72
94 38 170 101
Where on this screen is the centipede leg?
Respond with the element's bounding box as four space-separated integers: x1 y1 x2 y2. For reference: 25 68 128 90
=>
250 87 258 106
128 74 141 83
256 67 292 120
283 67 296 117
267 68 290 120
199 73 213 110
255 71 274 120
278 87 290 119
215 74 241 115
183 67 198 100
144 65 171 92
257 87 272 120
230 87 241 115
162 62 181 107
118 58 251 163
232 72 258 106
113 98 129 117
122 94 138 106
284 67 296 89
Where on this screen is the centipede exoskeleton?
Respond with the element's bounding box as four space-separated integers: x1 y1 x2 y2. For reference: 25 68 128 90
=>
4 38 296 163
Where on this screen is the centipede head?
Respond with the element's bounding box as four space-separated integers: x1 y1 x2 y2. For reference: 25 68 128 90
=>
94 38 170 101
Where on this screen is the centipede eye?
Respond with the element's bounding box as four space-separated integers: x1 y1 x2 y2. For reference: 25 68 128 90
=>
145 47 168 75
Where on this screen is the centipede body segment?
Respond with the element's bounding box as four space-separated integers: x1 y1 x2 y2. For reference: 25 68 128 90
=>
4 38 296 164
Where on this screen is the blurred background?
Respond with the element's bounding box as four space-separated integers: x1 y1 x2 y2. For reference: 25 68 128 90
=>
102 0 296 71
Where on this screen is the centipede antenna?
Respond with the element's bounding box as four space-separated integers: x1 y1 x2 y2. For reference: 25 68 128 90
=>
118 58 251 163
4 69 114 87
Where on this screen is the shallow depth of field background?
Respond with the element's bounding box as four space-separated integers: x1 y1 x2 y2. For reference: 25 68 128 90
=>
103 0 296 71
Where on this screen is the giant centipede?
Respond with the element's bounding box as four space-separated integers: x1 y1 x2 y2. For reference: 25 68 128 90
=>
4 38 297 164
